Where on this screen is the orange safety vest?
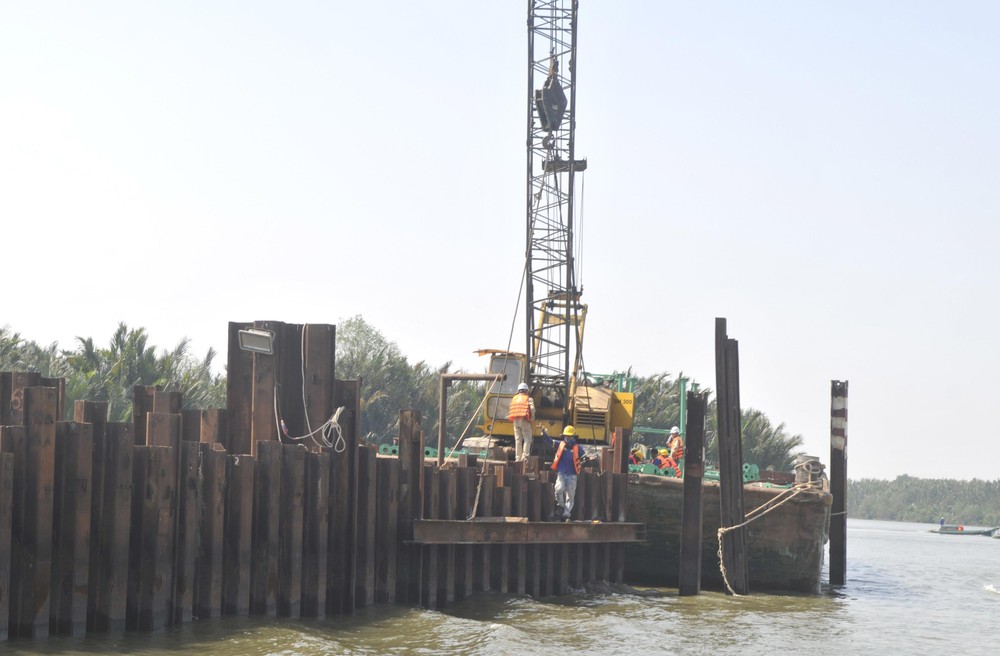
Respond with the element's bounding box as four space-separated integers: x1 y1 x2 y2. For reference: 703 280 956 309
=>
654 455 681 476
508 393 532 421
551 441 582 474
668 435 684 460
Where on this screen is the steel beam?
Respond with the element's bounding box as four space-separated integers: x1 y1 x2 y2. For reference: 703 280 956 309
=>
411 518 643 545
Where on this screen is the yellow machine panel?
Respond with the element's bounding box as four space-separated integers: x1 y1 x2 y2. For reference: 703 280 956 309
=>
610 391 635 433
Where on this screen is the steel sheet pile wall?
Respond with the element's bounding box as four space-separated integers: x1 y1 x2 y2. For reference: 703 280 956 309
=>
0 320 632 642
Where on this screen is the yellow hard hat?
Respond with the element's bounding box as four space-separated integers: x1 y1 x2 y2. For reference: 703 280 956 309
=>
658 448 669 456
562 425 577 437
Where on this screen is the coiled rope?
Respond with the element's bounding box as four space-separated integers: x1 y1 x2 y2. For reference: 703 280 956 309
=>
267 324 348 453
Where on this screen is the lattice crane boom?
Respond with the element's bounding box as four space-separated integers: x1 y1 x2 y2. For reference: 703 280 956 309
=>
525 0 588 414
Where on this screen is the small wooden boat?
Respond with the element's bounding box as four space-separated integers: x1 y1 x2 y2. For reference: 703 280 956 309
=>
932 524 999 536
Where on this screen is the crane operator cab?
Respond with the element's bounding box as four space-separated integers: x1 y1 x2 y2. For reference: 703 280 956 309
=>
472 349 634 451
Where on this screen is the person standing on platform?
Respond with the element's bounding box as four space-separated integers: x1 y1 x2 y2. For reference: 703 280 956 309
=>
508 382 536 461
549 425 583 521
667 426 685 476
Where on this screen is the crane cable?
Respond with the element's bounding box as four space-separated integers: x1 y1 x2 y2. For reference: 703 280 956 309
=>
467 251 531 520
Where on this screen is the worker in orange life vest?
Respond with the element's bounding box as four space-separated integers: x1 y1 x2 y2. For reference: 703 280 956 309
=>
667 426 684 475
549 425 583 521
652 447 681 478
508 382 536 461
629 447 643 465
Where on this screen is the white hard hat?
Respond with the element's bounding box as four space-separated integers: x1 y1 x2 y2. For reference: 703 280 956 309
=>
518 382 529 392
670 426 680 434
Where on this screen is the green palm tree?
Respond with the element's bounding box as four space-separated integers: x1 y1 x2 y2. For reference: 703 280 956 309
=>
0 325 59 375
60 323 225 420
733 408 804 471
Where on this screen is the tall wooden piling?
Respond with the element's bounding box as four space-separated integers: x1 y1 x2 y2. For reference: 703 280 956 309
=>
374 457 400 604
1 425 25 640
327 379 360 614
830 380 848 586
0 451 12 641
200 409 228 445
302 450 330 617
8 372 41 426
182 409 202 443
678 391 707 596
492 483 511 593
194 443 226 620
0 372 11 425
421 466 440 609
455 466 475 600
302 323 337 452
15 387 58 638
131 385 157 446
438 467 457 607
715 318 749 595
250 440 282 616
75 400 108 633
474 472 495 593
222 453 254 616
127 446 176 631
95 423 133 632
249 320 283 452
153 390 183 415
173 441 200 625
510 473 527 596
397 410 424 604
525 476 542 596
278 444 306 618
50 421 93 636
226 321 254 454
354 445 377 609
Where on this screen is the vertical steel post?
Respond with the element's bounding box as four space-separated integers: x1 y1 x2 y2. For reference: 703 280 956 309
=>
678 376 688 437
678 391 707 596
829 380 848 586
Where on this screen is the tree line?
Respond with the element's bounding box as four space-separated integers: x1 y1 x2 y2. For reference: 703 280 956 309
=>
848 476 1000 526
1 323 227 420
2 317 805 471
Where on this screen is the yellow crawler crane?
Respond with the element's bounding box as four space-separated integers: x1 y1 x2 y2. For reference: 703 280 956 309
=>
476 301 634 447
472 1 633 450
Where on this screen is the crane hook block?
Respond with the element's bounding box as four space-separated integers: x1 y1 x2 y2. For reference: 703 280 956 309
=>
534 76 567 133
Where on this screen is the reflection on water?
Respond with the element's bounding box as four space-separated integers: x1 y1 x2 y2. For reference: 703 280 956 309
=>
5 520 1000 655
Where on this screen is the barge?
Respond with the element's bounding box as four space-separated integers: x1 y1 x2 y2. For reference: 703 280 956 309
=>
625 474 832 593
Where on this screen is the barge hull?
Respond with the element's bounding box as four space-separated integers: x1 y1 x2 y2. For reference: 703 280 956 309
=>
625 474 831 593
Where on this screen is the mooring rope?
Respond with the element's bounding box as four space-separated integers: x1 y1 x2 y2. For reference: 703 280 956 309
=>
716 480 822 596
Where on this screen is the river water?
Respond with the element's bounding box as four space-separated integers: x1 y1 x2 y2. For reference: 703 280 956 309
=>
7 518 1000 655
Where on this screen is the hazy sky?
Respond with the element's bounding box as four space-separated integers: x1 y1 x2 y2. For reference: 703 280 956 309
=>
3 2 998 480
